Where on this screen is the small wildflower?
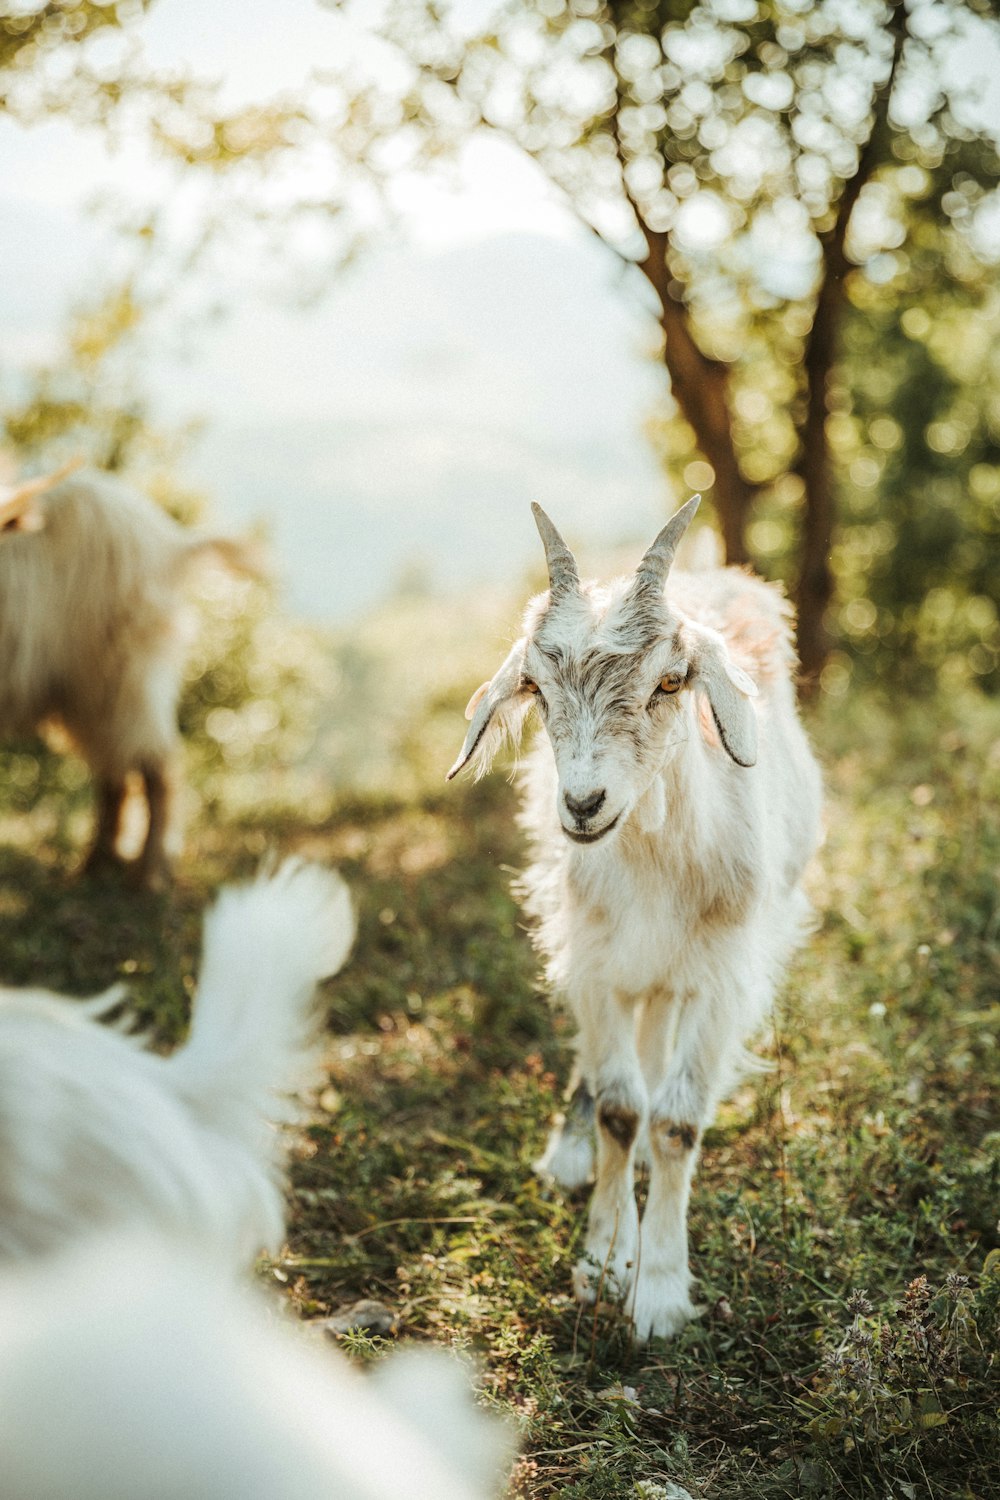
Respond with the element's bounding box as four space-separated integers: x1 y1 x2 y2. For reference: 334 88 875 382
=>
846 1289 873 1319
508 1457 540 1498
945 1272 970 1299
901 1275 932 1322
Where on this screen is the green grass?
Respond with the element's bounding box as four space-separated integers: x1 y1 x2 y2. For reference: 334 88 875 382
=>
0 678 997 1499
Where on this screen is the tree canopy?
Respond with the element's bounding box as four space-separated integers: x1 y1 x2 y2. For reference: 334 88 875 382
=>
3 0 999 687
369 0 1000 678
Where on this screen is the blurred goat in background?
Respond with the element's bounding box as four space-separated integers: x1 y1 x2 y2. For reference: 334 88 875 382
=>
0 462 260 888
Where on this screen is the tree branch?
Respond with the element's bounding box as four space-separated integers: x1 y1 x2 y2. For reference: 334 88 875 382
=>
815 0 907 299
795 0 907 681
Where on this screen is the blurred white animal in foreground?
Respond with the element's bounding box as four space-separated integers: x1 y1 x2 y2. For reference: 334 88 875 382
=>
449 499 822 1339
0 861 354 1267
0 462 260 887
0 1232 513 1500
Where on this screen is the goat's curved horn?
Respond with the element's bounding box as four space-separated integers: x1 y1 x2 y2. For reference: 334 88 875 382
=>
0 456 84 532
531 502 580 597
631 494 701 593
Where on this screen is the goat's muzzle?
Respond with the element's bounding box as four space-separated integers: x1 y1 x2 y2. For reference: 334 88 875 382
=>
562 812 621 845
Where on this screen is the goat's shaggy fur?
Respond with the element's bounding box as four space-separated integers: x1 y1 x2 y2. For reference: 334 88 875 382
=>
0 1233 512 1500
0 860 354 1267
449 500 822 1339
0 465 257 887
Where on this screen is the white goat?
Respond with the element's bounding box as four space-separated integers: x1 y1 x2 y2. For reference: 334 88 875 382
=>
0 1232 513 1500
448 498 822 1340
0 463 257 888
0 860 354 1268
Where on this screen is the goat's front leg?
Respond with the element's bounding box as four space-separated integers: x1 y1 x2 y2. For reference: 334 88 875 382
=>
571 988 644 1305
631 988 740 1340
537 982 671 1192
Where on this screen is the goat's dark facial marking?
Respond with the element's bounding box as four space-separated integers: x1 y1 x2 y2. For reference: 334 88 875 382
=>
564 812 621 845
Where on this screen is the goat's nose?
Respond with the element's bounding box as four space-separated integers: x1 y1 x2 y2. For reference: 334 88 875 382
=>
564 788 606 821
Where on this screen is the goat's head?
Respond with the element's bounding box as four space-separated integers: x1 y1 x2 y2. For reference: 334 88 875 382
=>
447 498 759 844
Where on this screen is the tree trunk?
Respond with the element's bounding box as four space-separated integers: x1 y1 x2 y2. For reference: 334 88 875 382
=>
795 277 840 683
639 233 753 564
794 1 906 686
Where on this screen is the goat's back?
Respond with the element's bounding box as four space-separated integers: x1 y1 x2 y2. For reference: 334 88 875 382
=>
668 563 821 882
668 563 797 690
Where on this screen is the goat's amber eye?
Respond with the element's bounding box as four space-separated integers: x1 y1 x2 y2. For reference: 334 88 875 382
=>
658 676 684 694
522 679 540 694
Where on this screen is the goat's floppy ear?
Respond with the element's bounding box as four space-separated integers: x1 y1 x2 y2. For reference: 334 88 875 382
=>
447 641 529 781
685 622 759 768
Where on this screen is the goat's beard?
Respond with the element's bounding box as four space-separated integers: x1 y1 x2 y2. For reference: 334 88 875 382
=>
635 774 666 834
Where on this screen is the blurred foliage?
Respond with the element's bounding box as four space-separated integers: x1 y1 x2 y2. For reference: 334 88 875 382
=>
3 0 1000 696
0 285 202 495
0 0 428 302
735 147 1000 695
0 0 153 105
0 277 518 814
832 212 1000 695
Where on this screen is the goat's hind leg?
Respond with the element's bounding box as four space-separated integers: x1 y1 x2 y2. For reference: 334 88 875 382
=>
535 1069 595 1190
571 989 644 1306
633 986 680 1170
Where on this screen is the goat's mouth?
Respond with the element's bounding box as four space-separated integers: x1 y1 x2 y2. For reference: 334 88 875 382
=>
563 812 621 846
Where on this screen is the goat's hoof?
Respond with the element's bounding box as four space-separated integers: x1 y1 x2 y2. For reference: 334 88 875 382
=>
81 848 126 880
572 1262 598 1305
127 858 172 894
630 1271 701 1342
572 1254 634 1307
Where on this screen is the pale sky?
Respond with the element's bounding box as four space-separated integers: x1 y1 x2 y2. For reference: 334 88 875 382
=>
1 0 677 618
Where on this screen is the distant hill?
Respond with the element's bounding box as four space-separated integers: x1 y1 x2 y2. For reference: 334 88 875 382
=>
173 232 674 619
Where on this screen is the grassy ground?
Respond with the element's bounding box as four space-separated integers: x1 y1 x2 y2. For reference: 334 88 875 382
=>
0 673 997 1499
